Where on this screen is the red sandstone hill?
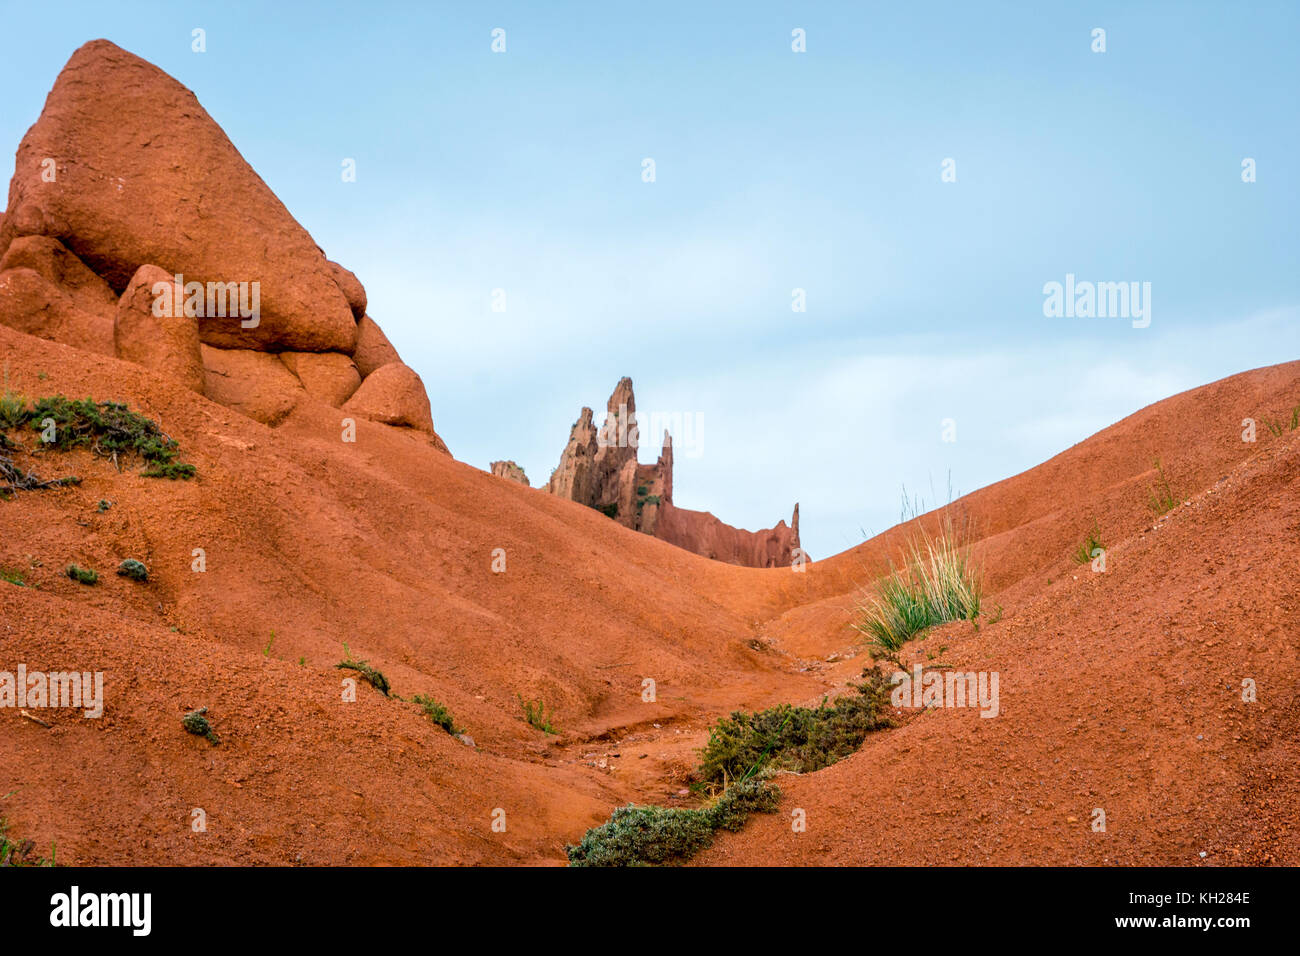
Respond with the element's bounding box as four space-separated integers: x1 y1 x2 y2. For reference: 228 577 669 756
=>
2 321 1296 863
0 40 1296 866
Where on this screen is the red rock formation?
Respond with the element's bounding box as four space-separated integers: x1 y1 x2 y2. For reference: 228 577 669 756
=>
490 461 530 486
0 39 448 451
544 378 802 567
653 501 802 569
115 264 205 394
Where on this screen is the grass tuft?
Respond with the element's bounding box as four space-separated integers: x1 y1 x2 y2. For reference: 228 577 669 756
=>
519 696 558 734
1072 521 1104 565
852 511 982 658
1146 458 1178 516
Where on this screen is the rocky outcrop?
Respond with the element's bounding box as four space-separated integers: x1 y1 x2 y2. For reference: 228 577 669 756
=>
280 351 362 407
342 362 435 434
115 265 205 393
543 378 802 567
0 40 449 453
201 345 305 426
352 315 400 378
490 461 530 486
1 235 118 317
0 263 115 356
653 501 801 569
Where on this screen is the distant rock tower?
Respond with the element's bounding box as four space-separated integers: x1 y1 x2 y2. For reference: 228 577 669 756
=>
543 378 803 568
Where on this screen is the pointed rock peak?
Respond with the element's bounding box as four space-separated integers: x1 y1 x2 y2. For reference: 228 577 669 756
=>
607 376 635 416
0 38 356 352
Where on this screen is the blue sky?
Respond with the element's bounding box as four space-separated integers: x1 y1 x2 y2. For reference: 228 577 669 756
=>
2 1 1297 558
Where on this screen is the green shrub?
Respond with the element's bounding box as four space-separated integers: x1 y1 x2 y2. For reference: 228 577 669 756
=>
853 512 982 657
15 396 196 479
413 694 462 735
182 706 220 745
116 559 148 582
65 564 98 585
698 671 893 785
566 777 780 867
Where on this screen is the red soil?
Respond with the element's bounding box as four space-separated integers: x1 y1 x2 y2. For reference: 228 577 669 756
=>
2 326 1297 865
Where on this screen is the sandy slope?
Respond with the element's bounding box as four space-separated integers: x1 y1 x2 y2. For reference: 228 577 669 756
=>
2 325 1297 865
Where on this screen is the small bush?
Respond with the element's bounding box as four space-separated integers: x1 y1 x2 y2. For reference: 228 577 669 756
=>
852 512 982 657
519 696 558 734
1146 458 1178 516
566 777 780 867
182 706 220 745
116 559 148 582
1072 522 1104 565
599 502 618 519
698 671 893 786
336 643 391 696
413 694 462 735
65 564 98 585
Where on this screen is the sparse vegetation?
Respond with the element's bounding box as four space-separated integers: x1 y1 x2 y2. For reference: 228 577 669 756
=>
1072 522 1104 565
65 564 98 585
97 499 112 512
519 696 558 734
697 670 893 786
1263 404 1300 436
3 395 195 479
262 630 276 657
852 511 982 658
1146 458 1178 516
336 643 391 696
0 566 29 588
182 706 220 745
0 804 55 867
566 776 780 867
413 694 462 735
116 559 148 582
599 502 618 519
0 822 52 866
0 389 27 431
